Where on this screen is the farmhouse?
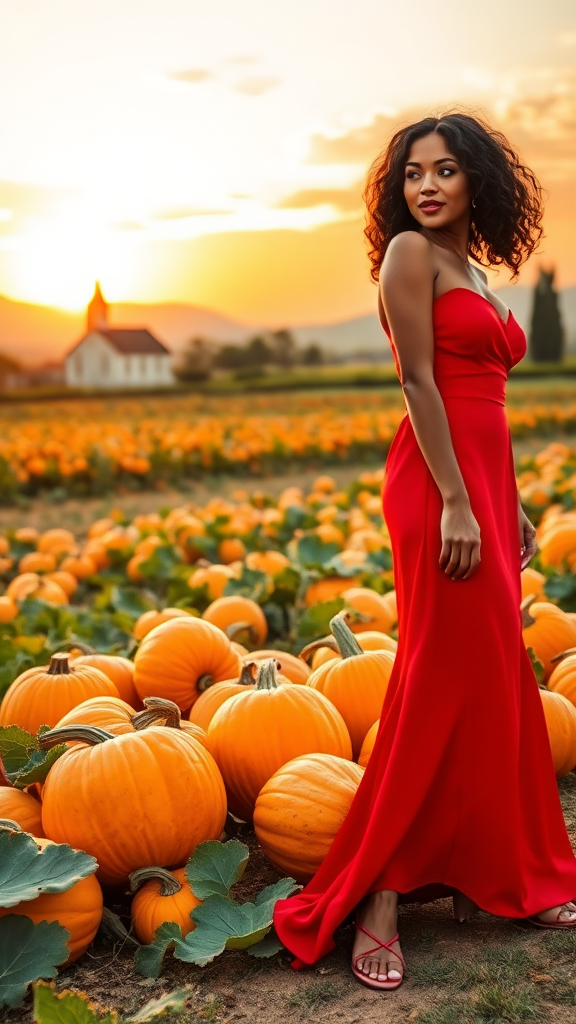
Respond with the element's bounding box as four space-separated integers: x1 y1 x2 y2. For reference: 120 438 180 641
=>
65 283 174 388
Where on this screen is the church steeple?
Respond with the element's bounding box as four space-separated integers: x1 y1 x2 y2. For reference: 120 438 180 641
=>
87 281 109 333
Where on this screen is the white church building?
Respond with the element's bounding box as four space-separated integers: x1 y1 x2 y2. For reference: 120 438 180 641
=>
65 283 175 389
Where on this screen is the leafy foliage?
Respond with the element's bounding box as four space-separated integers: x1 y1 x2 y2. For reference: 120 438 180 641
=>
0 916 70 1008
0 725 67 789
135 840 300 976
33 981 191 1024
0 828 98 908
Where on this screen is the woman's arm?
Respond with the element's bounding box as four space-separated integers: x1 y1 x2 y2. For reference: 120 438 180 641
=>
379 232 481 580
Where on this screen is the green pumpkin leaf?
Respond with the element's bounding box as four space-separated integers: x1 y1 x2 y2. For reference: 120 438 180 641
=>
253 877 302 906
125 987 191 1022
0 725 67 790
138 546 183 582
246 930 284 958
0 916 70 1008
295 535 341 569
0 829 98 908
223 567 272 603
110 587 156 620
296 598 346 640
33 980 118 1023
176 895 276 967
134 922 182 979
185 839 249 898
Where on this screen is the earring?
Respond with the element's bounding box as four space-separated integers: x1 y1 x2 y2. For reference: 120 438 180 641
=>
471 197 476 208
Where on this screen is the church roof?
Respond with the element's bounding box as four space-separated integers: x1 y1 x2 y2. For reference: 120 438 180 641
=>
68 328 170 357
98 329 170 355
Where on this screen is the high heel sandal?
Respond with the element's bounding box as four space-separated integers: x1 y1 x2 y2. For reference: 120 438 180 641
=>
351 916 406 991
527 901 576 929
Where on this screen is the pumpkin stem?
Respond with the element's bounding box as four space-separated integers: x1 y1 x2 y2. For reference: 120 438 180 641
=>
520 593 538 629
255 657 281 691
38 725 115 749
131 697 182 730
197 673 215 692
298 636 339 664
551 647 576 665
128 867 182 895
0 819 22 831
53 640 95 656
226 622 259 645
329 611 364 658
47 652 73 675
238 662 258 685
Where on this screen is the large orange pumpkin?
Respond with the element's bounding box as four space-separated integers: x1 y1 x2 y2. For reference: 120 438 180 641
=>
132 607 193 641
40 724 227 885
0 826 103 963
6 572 69 606
0 788 45 837
300 629 398 672
306 612 395 760
358 720 379 768
547 650 576 709
341 587 396 634
189 664 257 731
254 753 363 881
202 596 268 648
129 866 201 943
133 616 242 711
522 595 576 681
540 689 576 777
0 653 119 734
207 658 352 822
246 650 310 686
57 695 208 749
72 653 141 708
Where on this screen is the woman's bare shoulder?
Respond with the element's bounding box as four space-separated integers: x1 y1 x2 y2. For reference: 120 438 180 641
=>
379 231 434 288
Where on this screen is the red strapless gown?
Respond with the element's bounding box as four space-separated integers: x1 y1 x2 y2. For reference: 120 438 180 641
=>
273 288 576 966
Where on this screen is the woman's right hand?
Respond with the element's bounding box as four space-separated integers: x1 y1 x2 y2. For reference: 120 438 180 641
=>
439 499 481 580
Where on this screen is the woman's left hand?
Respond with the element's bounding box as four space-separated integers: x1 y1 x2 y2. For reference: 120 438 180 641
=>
518 503 538 570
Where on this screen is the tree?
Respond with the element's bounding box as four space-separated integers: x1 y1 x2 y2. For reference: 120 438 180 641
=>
270 329 296 368
301 343 323 366
173 337 214 382
529 267 565 363
214 344 249 370
245 336 274 367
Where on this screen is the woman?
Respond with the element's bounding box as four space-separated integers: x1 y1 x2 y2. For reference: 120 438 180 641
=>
272 111 576 991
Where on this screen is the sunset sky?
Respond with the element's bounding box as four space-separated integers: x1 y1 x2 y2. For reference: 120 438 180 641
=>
1 0 575 327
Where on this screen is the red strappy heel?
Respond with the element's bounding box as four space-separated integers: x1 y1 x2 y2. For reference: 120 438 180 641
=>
351 916 406 991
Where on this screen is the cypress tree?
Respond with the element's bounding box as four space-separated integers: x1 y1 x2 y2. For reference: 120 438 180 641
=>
529 267 565 362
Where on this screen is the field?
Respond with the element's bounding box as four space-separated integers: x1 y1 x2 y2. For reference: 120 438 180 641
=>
3 382 576 1024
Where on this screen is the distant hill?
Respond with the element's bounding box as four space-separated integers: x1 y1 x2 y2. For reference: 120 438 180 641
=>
1 286 575 368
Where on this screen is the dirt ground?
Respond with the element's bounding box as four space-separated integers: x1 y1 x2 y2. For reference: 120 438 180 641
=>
5 774 576 1024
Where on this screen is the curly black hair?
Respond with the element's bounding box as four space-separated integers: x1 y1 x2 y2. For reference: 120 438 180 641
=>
363 109 545 282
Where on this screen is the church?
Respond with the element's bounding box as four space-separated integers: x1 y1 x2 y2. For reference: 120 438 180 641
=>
65 284 175 389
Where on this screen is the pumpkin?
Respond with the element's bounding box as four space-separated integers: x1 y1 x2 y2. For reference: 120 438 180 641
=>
0 596 18 622
358 720 379 768
207 658 352 822
246 650 310 686
129 866 201 943
132 607 193 641
40 724 227 885
202 596 268 648
37 528 76 558
300 629 398 672
548 650 576 709
342 587 396 634
18 551 57 574
245 550 290 576
306 611 395 760
540 689 576 777
6 572 69 606
0 652 119 734
522 595 576 681
72 653 141 708
218 538 246 564
304 576 361 607
134 615 243 712
45 570 79 597
0 788 45 837
57 695 209 749
189 664 257 731
188 563 236 600
254 753 363 881
59 553 98 579
521 567 546 604
0 824 103 963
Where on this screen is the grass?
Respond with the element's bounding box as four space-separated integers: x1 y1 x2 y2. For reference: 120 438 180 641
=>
474 982 539 1021
285 979 340 1013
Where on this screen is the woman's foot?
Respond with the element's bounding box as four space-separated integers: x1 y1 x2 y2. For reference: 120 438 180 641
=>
453 892 479 922
531 902 576 927
352 890 404 983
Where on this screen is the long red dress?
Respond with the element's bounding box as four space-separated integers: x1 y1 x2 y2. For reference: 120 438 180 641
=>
273 288 576 966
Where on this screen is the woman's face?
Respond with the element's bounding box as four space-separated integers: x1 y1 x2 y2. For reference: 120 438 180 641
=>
403 131 472 228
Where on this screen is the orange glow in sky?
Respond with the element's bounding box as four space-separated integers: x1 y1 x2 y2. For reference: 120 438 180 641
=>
1 0 575 325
